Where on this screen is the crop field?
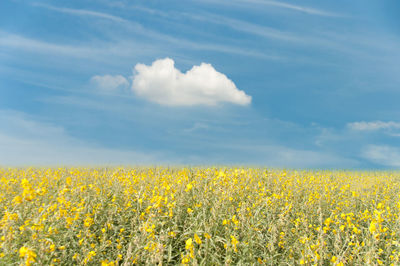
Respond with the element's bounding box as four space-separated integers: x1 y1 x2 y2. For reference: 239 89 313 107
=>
0 167 399 265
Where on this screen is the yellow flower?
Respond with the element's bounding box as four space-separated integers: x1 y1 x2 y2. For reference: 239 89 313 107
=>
194 233 202 245
84 216 93 227
19 246 37 265
230 235 239 252
232 215 239 225
13 195 23 204
101 259 115 266
185 238 193 250
181 254 190 264
185 183 193 192
369 221 377 234
85 250 96 262
19 246 29 258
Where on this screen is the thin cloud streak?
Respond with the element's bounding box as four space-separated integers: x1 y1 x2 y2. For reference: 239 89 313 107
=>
0 31 281 61
27 3 353 61
31 3 290 59
0 33 101 57
31 3 275 58
348 121 400 131
108 5 359 58
189 13 300 42
115 6 300 43
251 0 339 17
33 3 129 23
194 0 340 17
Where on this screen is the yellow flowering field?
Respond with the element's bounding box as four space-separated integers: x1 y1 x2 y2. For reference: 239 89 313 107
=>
1 167 400 265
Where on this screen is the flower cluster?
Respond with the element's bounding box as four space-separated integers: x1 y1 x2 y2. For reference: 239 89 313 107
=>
0 167 399 264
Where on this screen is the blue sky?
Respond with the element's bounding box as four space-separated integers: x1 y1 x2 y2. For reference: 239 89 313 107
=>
1 0 400 168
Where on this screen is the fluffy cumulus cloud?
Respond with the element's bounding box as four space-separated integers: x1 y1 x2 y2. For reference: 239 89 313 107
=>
91 74 129 90
131 58 251 106
347 121 400 131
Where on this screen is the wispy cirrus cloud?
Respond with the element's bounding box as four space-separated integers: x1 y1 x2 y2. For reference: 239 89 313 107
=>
207 143 359 168
0 32 97 57
97 4 356 58
183 122 210 133
195 0 340 17
119 6 299 42
29 2 291 60
362 145 400 168
0 110 163 166
1 24 277 62
347 121 400 131
248 0 339 17
189 13 300 42
33 3 129 23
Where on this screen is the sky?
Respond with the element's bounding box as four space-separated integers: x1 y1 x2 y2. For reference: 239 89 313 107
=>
1 0 400 168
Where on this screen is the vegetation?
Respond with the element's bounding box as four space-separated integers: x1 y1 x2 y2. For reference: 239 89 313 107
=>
0 167 399 265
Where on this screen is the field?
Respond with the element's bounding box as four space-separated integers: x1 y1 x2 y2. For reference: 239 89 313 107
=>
0 167 399 265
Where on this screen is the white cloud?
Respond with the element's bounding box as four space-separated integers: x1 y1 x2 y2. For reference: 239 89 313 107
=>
347 121 400 131
362 145 400 167
131 58 251 106
91 74 129 91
